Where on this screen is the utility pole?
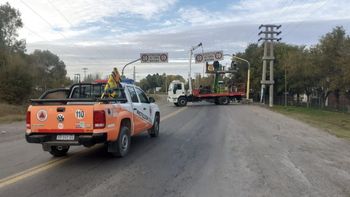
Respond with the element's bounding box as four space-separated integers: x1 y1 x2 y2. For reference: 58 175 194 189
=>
284 63 287 106
165 74 168 93
258 24 281 107
133 66 136 82
74 74 81 83
82 67 88 82
188 43 202 95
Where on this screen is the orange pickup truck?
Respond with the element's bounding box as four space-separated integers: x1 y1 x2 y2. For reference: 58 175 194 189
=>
26 82 160 157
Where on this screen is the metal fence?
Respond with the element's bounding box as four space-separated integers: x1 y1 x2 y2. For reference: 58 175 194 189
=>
259 94 350 113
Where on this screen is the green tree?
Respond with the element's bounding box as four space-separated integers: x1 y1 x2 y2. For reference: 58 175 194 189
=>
237 43 264 100
285 47 319 107
313 26 348 108
0 2 25 52
138 73 185 92
0 54 33 104
30 50 70 91
0 2 71 103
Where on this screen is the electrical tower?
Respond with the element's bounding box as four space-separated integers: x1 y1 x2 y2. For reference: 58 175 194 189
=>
258 24 281 107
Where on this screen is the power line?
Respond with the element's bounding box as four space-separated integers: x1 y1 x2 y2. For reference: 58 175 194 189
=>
43 0 115 65
46 0 73 27
23 26 48 41
18 0 94 80
19 0 114 77
244 0 296 47
19 0 66 39
282 0 330 37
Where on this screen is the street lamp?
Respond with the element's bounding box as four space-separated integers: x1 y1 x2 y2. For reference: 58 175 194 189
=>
224 54 251 100
188 43 202 95
121 58 141 78
232 55 251 100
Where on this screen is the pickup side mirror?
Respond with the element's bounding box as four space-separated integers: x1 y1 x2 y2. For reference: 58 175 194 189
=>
148 96 155 103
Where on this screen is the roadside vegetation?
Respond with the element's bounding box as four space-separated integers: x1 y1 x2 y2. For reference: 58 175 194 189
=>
0 3 71 106
272 105 350 139
0 3 70 123
0 103 27 123
236 26 350 111
137 73 185 93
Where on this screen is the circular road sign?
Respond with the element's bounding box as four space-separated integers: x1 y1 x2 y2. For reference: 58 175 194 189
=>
160 54 168 62
141 54 149 62
195 54 203 63
215 52 223 60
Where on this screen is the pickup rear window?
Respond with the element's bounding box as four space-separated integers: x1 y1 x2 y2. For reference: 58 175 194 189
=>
70 84 126 100
70 84 105 99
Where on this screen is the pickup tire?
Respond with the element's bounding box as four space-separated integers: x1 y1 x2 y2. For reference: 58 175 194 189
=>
148 114 160 137
49 146 70 157
177 97 187 107
109 126 131 157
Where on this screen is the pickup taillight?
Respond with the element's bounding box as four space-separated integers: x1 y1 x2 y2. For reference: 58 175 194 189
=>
26 111 31 129
93 110 106 129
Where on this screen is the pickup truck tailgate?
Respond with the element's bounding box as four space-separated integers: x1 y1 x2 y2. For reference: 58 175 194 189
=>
30 105 94 133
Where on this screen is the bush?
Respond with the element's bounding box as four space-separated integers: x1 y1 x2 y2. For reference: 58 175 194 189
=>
0 61 33 104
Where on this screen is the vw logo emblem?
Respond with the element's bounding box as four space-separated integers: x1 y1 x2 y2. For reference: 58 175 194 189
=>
57 114 64 122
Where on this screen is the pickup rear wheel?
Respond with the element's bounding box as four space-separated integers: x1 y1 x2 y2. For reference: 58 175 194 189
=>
49 146 70 157
148 114 160 137
109 126 131 157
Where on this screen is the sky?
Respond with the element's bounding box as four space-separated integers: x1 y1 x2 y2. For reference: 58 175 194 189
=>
1 0 350 81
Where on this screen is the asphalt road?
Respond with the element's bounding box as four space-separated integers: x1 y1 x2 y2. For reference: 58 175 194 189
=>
1 102 350 197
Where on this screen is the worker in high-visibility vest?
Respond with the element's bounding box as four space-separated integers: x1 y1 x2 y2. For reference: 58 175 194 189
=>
101 67 121 98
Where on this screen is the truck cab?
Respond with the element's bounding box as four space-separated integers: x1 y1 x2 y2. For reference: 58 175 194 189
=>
167 80 187 106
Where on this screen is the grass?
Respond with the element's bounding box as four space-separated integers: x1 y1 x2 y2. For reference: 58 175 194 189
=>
0 103 27 123
272 105 350 139
148 94 167 103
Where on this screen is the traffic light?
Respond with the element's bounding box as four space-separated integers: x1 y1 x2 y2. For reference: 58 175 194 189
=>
231 60 237 70
213 61 220 71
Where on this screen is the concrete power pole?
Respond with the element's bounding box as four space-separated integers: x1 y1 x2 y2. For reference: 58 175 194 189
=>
258 24 281 107
133 66 136 82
